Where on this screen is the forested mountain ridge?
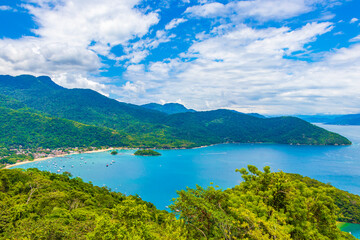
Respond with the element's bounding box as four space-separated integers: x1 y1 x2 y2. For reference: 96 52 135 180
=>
0 75 352 147
164 110 351 145
141 102 196 114
0 107 132 149
0 166 355 239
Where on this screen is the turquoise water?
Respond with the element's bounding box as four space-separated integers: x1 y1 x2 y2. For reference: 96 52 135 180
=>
340 223 360 238
11 124 360 211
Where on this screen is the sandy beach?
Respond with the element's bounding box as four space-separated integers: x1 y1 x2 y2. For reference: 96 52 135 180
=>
3 148 116 169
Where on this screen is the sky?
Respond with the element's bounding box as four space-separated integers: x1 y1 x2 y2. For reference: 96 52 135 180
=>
0 0 359 115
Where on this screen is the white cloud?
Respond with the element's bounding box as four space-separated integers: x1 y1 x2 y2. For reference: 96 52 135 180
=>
116 30 176 64
165 18 187 30
186 0 343 21
350 35 360 42
0 5 12 11
185 2 228 18
118 21 360 114
350 17 359 23
0 0 159 92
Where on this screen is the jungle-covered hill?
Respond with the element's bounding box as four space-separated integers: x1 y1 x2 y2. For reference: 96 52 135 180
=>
0 166 357 239
0 75 352 149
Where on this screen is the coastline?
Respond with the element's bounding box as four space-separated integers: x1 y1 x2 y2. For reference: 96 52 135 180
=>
2 140 352 170
3 148 116 169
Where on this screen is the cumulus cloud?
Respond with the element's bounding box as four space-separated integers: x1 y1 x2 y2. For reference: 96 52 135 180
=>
350 17 359 23
185 0 334 21
350 35 360 42
115 30 176 64
185 2 229 18
1 0 358 114
0 0 159 92
119 21 360 114
165 18 187 30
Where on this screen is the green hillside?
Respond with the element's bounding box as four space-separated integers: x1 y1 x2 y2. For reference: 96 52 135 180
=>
164 110 351 145
141 103 196 114
0 75 351 147
0 107 132 150
0 166 356 239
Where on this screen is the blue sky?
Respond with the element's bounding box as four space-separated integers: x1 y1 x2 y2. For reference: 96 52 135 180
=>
0 0 359 114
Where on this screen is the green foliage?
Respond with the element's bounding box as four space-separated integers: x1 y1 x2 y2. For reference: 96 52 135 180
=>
0 152 33 165
110 150 118 155
0 75 351 150
0 107 132 150
134 149 161 156
141 103 196 114
0 166 358 239
0 168 185 239
171 165 356 239
288 173 360 224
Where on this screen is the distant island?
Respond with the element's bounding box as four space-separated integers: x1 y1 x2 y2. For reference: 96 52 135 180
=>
134 149 161 156
111 150 118 155
296 114 360 126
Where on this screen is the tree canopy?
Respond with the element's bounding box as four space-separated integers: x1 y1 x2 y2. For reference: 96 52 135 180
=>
0 166 356 239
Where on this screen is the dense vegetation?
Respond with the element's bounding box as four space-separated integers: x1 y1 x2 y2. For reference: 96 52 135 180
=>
289 173 360 224
0 166 356 239
134 149 161 156
0 75 351 150
0 107 132 150
141 103 196 114
164 110 351 146
110 151 118 155
0 148 34 165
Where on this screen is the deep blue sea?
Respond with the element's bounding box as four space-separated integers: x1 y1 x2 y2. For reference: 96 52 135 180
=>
11 124 360 237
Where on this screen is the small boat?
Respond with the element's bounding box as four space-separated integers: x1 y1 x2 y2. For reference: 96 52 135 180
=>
71 165 74 168
57 170 60 173
106 164 108 167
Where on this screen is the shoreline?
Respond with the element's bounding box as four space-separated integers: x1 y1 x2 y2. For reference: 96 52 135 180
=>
3 148 116 169
2 141 352 170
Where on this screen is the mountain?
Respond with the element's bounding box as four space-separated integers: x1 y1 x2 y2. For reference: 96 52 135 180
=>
0 75 351 147
296 115 343 123
327 114 360 125
141 103 196 114
163 110 351 145
0 106 131 150
0 75 191 148
247 113 266 118
296 114 360 125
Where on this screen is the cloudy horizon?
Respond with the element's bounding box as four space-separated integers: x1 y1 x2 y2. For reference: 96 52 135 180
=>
0 0 359 115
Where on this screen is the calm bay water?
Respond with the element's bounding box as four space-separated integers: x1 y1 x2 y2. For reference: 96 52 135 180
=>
11 124 360 237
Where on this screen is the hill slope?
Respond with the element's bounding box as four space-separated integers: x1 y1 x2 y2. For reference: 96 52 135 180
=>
141 103 196 114
164 110 351 145
0 75 351 146
0 107 131 150
0 167 356 239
